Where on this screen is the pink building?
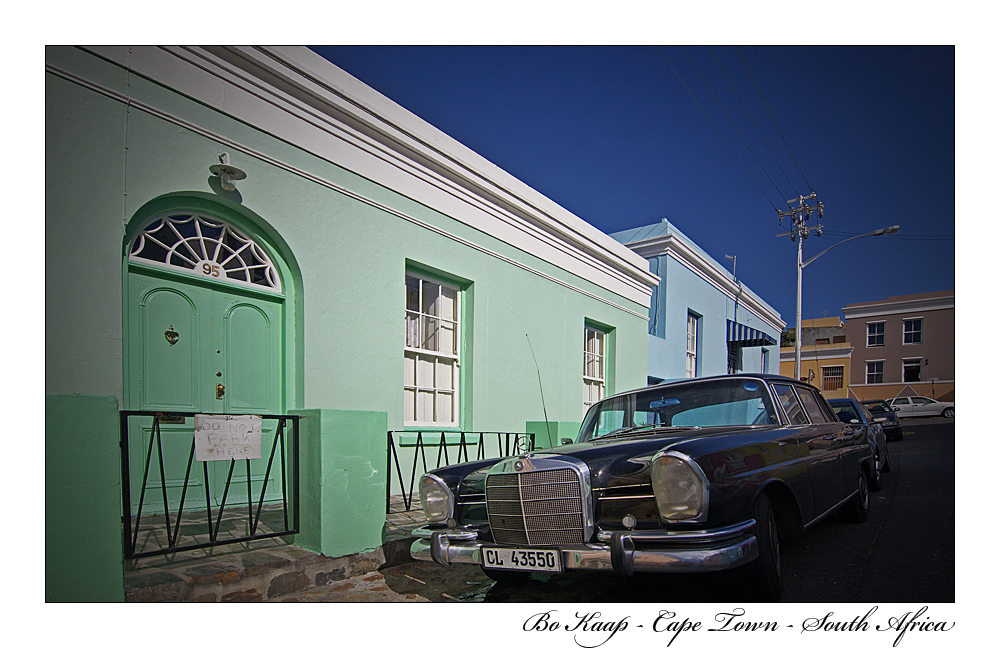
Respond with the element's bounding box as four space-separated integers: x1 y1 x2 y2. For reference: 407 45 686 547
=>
842 290 954 403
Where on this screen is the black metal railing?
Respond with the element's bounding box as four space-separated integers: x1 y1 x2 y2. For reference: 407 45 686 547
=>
386 430 536 513
120 410 299 559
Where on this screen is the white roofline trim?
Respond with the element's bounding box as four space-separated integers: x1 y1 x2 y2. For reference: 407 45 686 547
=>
843 295 954 319
626 234 785 332
47 60 650 322
80 45 658 307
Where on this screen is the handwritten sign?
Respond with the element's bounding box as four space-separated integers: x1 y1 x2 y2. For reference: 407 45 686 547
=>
194 414 262 461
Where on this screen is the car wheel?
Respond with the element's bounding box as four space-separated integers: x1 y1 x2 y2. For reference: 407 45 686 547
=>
481 566 530 585
942 407 954 418
736 493 783 602
839 468 870 523
869 455 883 491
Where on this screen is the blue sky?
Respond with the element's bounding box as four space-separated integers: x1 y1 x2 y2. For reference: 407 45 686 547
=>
311 45 954 329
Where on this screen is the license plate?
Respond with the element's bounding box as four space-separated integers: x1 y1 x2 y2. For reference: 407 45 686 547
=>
482 546 562 572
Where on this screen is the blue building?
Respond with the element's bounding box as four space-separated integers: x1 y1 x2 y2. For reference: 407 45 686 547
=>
610 220 784 383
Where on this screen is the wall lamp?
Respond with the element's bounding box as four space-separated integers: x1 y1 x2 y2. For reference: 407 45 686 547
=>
209 152 247 191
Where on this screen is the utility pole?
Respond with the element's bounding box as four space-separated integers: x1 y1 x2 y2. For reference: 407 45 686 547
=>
777 193 900 383
777 193 823 382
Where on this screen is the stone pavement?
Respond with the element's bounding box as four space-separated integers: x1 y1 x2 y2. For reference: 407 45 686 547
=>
124 496 427 602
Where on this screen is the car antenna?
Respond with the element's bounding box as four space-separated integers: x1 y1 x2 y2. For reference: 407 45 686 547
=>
526 333 554 448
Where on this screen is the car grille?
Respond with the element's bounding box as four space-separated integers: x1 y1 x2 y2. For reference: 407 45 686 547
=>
486 468 586 545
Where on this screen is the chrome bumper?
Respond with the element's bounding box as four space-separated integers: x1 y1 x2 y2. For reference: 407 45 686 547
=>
410 520 758 576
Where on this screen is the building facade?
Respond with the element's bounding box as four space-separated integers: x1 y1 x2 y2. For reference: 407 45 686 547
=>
842 291 955 402
610 220 784 383
778 317 853 399
45 46 659 601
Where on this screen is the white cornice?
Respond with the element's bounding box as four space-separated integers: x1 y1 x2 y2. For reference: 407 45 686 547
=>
625 234 785 333
843 295 954 319
79 45 658 308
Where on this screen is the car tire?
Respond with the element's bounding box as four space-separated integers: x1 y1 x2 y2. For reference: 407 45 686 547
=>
869 455 883 491
736 493 783 602
481 566 530 585
839 468 871 523
942 407 954 418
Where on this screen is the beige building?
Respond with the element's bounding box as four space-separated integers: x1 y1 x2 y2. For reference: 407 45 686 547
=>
779 317 852 399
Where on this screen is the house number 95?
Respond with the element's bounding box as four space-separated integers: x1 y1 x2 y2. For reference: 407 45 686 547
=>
202 262 221 278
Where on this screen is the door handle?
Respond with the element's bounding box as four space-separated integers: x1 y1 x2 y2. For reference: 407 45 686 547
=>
216 384 225 399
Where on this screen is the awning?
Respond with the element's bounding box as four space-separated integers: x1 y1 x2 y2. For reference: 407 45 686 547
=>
726 320 777 347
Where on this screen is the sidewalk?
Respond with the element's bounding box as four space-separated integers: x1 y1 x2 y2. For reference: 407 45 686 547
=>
124 495 426 602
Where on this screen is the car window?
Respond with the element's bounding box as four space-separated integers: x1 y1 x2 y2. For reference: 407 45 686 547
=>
772 383 808 425
891 398 908 405
912 397 932 405
866 403 890 414
578 378 780 441
829 401 862 424
795 386 835 423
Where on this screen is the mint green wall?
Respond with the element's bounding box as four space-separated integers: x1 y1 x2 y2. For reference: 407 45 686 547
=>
46 46 648 433
45 394 125 602
45 47 650 588
527 421 583 449
293 409 388 556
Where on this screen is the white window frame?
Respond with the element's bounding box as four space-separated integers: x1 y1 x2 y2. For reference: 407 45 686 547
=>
866 360 885 385
685 312 699 378
902 318 923 345
822 365 845 392
584 326 606 415
404 272 461 427
902 357 922 383
866 321 886 347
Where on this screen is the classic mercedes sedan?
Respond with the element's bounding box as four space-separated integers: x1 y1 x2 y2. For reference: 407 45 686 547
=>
410 375 874 601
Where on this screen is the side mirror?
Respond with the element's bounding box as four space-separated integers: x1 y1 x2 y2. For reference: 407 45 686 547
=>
893 406 900 412
561 438 574 445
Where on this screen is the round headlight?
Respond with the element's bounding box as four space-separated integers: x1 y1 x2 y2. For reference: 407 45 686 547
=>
418 474 454 523
650 453 707 521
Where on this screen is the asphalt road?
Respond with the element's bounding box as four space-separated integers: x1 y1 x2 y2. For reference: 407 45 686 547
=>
306 418 956 603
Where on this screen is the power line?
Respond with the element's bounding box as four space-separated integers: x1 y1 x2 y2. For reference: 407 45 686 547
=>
709 46 801 198
655 46 780 212
734 46 814 194
822 229 953 241
682 46 788 208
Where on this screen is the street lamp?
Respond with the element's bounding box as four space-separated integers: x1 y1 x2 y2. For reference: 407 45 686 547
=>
780 224 900 381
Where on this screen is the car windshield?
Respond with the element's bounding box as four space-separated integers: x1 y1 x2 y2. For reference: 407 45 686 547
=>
865 402 891 414
578 378 779 442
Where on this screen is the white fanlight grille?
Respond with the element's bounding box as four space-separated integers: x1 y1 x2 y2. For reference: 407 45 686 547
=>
129 213 281 292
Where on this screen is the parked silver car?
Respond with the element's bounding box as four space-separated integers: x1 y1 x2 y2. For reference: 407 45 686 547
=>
888 396 954 419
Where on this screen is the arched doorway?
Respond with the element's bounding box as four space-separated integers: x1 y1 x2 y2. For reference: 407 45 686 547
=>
123 205 288 516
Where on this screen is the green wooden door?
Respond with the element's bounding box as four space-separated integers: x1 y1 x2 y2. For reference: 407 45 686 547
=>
125 267 284 515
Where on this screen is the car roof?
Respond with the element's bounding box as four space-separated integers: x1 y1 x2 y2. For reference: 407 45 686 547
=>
613 374 797 399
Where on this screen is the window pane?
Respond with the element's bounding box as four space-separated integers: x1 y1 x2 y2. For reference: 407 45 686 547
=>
406 276 420 312
417 356 435 387
404 387 416 421
436 359 453 390
422 282 439 316
440 320 456 355
422 316 439 351
418 390 435 423
405 312 420 348
404 353 416 386
436 392 454 423
440 286 456 320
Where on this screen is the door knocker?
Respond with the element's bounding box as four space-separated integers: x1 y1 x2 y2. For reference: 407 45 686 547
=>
165 326 180 346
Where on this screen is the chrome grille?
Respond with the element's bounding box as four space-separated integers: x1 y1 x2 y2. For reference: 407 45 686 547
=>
486 467 585 545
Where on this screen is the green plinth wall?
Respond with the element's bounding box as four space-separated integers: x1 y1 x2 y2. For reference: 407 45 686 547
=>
45 393 125 602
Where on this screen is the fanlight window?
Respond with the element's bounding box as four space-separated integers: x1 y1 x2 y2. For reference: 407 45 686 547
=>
129 214 281 292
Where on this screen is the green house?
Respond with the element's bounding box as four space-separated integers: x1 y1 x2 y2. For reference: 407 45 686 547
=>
45 46 659 601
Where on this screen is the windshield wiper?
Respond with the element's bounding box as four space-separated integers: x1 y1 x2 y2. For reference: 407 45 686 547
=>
604 424 703 439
